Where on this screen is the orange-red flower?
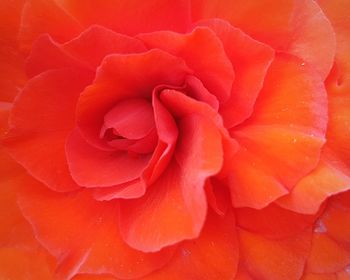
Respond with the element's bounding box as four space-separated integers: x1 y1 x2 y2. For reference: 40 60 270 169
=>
0 1 349 279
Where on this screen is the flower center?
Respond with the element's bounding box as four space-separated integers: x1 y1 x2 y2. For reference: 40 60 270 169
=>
100 98 157 154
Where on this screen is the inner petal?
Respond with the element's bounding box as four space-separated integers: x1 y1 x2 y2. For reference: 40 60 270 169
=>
102 98 155 140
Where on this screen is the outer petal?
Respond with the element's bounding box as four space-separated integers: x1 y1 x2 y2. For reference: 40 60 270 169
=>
305 191 350 275
139 210 239 280
56 0 191 36
0 1 26 102
276 150 350 214
191 0 336 79
228 53 327 208
138 27 235 103
236 203 317 239
18 0 83 51
238 228 312 280
195 19 275 127
17 175 175 280
3 68 94 192
62 25 147 68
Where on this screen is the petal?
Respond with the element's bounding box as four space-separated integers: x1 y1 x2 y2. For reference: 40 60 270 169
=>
3 68 94 192
141 90 179 185
66 129 151 187
196 19 275 127
56 0 191 35
77 49 191 150
103 98 155 140
26 34 88 78
319 0 350 92
225 144 288 209
306 233 350 274
191 0 336 79
18 0 83 51
0 247 55 280
301 273 337 280
228 53 327 208
138 27 235 102
236 203 317 239
120 94 223 251
139 210 239 280
276 151 350 214
62 25 147 68
238 228 312 280
17 176 175 279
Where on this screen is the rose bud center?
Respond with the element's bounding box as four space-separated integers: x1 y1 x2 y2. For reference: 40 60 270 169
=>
100 98 157 154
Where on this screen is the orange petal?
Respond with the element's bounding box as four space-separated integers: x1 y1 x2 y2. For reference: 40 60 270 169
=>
191 0 336 79
321 191 350 250
3 68 94 191
319 0 350 92
0 247 55 280
236 203 317 239
139 210 239 280
306 233 350 274
56 0 191 36
276 151 350 214
17 176 175 279
238 228 312 280
138 27 234 103
228 53 327 208
196 19 275 127
301 272 337 280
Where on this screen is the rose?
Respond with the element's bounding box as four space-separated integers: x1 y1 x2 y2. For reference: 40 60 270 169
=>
1 0 350 279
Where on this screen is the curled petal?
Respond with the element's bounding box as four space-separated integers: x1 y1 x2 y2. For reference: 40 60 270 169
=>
138 27 235 102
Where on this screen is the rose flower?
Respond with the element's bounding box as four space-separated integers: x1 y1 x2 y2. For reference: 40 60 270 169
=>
0 0 350 279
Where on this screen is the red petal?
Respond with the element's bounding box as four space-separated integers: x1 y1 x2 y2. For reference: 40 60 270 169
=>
66 129 151 187
57 0 191 35
138 27 234 102
119 90 223 251
196 19 275 127
92 179 146 200
191 0 336 79
3 68 93 192
62 25 147 68
77 49 191 151
119 159 207 252
103 98 155 140
139 210 239 280
17 176 175 279
18 0 82 51
236 203 317 239
0 1 26 102
238 228 312 280
26 34 87 78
